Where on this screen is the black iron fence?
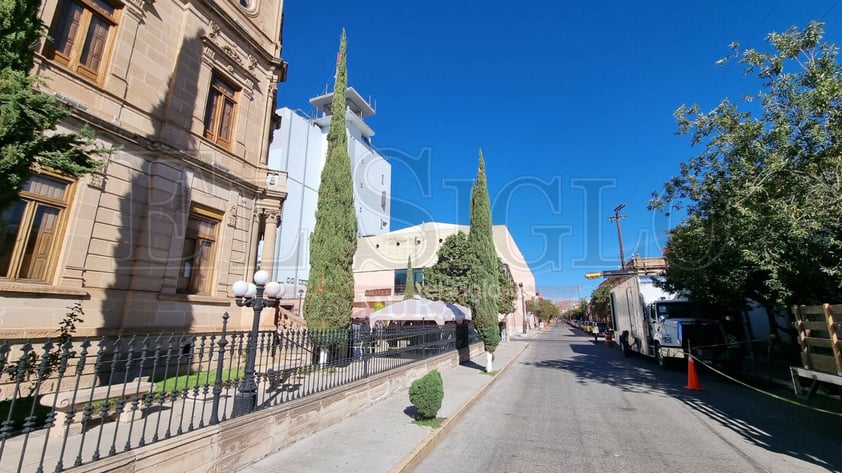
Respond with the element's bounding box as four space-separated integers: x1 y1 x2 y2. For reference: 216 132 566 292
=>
0 315 478 472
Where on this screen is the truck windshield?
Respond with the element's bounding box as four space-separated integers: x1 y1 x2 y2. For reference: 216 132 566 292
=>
679 322 724 348
654 302 715 319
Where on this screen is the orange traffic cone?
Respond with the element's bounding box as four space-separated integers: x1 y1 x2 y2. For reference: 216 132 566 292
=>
684 355 703 391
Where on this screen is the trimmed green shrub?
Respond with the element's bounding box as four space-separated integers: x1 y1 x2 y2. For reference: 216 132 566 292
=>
409 370 444 419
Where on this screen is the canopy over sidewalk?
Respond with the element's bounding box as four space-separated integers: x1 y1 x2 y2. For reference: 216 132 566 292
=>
368 297 471 327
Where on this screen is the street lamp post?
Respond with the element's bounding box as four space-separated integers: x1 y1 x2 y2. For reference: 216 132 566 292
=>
518 282 527 334
298 288 304 317
231 270 283 417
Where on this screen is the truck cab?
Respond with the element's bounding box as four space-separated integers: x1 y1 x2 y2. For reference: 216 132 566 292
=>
611 276 741 372
649 300 740 371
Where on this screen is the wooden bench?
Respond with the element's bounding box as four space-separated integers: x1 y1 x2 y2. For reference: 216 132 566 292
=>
40 378 156 435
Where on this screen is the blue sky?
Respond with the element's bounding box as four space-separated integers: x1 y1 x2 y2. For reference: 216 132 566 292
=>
277 1 842 301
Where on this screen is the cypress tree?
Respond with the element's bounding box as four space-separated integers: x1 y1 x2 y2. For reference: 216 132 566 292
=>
404 256 415 300
468 151 501 361
303 30 357 331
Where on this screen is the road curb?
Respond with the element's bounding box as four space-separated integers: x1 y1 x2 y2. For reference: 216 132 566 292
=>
390 343 530 473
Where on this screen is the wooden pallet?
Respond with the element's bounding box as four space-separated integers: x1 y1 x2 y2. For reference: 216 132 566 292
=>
793 304 842 375
790 304 842 399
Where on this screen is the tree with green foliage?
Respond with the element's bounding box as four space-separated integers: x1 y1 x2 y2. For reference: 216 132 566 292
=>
304 30 357 332
467 152 501 370
422 231 473 306
404 256 416 300
497 259 518 316
565 305 584 320
589 284 612 323
0 0 105 209
526 297 557 323
423 232 515 321
650 22 842 338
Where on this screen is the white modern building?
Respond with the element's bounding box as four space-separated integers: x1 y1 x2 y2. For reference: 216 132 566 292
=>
267 87 391 301
353 222 538 336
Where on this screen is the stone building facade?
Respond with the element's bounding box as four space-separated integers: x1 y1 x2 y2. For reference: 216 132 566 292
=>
0 0 288 339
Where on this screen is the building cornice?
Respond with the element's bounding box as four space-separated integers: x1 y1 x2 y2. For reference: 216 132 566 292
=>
66 108 271 196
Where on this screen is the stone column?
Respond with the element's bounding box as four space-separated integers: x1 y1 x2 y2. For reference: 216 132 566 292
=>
245 207 261 279
260 208 280 279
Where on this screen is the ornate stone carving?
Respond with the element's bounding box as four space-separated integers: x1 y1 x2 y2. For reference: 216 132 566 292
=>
228 204 238 227
201 20 259 100
222 45 242 65
259 207 281 227
87 172 106 190
207 20 220 39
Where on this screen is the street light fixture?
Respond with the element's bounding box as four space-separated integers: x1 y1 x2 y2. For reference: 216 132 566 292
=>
518 282 527 334
231 270 283 416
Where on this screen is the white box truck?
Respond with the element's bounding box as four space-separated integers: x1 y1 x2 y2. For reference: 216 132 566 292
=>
610 275 741 371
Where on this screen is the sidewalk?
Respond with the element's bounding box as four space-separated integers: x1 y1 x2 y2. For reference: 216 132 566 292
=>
237 332 536 473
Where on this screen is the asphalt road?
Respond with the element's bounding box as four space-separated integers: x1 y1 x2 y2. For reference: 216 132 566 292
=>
413 325 842 473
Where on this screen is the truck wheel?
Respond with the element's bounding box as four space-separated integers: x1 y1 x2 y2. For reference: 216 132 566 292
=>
655 345 670 370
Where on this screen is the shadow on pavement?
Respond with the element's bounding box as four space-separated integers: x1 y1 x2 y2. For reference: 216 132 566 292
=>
402 405 420 420
532 329 842 473
459 360 486 371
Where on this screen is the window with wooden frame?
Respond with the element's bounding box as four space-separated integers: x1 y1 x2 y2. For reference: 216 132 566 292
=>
0 174 74 282
177 206 221 295
47 0 121 82
203 73 239 148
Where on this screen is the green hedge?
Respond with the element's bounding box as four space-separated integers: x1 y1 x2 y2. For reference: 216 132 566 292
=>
408 369 443 419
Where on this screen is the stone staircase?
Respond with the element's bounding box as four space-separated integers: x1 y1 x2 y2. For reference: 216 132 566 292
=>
277 306 306 330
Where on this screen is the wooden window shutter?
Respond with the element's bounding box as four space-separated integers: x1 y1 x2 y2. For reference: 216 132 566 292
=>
53 2 84 59
203 90 220 140
218 98 235 145
80 16 108 73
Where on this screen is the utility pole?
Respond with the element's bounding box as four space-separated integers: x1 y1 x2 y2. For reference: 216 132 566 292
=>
608 203 627 269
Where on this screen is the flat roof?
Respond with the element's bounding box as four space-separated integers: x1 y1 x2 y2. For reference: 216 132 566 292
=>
309 87 375 118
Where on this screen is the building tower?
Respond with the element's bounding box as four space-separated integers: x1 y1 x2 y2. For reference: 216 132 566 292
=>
267 87 391 301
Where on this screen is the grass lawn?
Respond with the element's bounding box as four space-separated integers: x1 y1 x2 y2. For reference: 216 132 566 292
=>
413 416 445 429
152 367 244 397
